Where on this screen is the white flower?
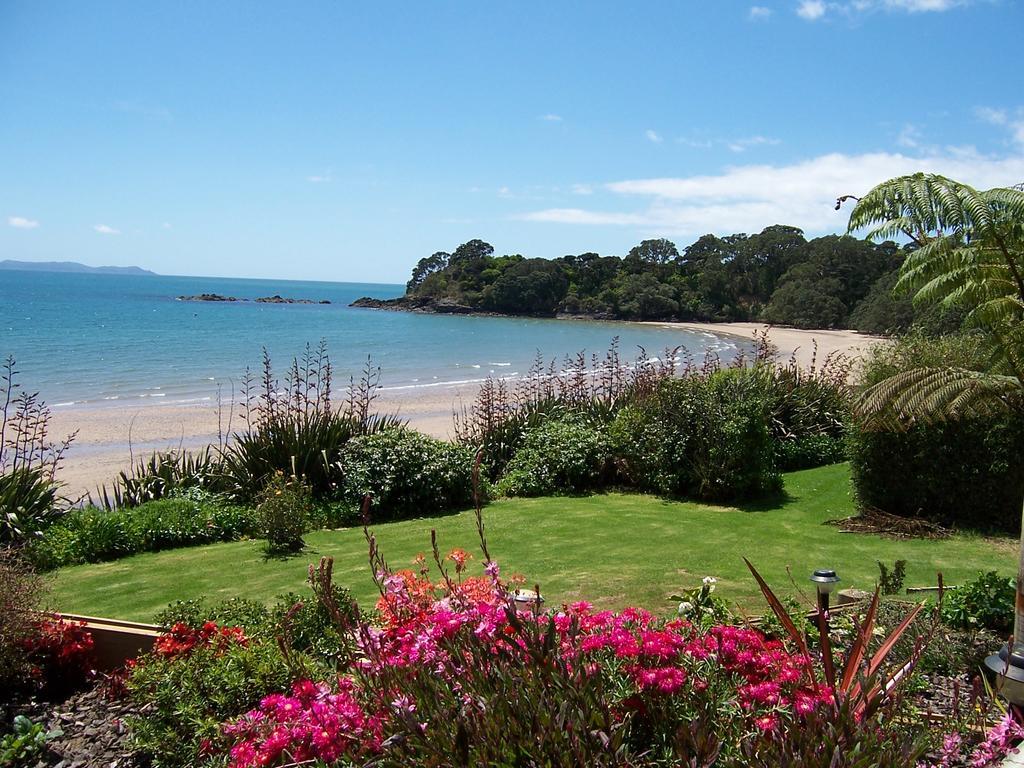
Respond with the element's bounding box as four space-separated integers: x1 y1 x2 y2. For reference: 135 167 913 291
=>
677 601 694 615
702 576 717 585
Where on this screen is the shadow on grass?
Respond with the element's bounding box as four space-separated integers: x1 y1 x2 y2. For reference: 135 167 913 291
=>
732 488 793 513
261 545 313 563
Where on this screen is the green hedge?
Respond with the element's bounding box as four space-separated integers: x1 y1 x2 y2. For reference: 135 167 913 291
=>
849 417 1024 532
27 493 256 570
849 332 1024 533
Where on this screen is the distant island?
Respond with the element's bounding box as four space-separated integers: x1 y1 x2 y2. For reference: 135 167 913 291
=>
351 232 961 336
0 260 157 276
177 293 331 305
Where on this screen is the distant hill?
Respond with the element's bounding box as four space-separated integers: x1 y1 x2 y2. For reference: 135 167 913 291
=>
0 260 157 276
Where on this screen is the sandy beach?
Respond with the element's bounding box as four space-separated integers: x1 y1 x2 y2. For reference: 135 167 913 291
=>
50 323 884 500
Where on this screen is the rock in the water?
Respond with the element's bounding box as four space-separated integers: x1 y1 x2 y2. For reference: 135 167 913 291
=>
176 293 237 302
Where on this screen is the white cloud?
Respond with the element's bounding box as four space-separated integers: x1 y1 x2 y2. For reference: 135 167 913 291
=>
749 5 773 19
497 186 512 198
796 1 827 19
93 224 121 235
519 147 1024 237
645 129 663 144
8 216 39 229
161 222 173 230
571 183 595 195
881 0 968 10
307 172 333 183
539 114 563 122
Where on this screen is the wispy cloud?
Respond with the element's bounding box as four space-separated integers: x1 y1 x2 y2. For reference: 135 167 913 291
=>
519 147 1024 237
571 183 595 195
726 135 781 153
497 186 513 198
797 0 974 19
93 224 121 235
976 105 1024 146
976 106 1008 125
645 129 663 144
749 5 773 19
896 124 923 148
8 216 39 229
539 113 563 122
796 1 827 19
677 134 781 152
162 222 173 230
306 172 333 183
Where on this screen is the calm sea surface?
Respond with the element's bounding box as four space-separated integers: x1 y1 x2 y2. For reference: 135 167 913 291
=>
0 270 744 408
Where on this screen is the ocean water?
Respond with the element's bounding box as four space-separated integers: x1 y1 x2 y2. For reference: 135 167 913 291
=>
0 270 745 409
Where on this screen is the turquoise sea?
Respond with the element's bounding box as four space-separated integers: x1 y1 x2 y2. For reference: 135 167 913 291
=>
0 270 743 409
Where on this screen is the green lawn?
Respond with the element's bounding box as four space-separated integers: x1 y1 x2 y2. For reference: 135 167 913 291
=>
50 464 1017 623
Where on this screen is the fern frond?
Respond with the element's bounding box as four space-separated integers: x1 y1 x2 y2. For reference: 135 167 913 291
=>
856 367 1020 430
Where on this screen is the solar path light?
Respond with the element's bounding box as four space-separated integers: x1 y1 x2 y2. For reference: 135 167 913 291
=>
810 568 841 614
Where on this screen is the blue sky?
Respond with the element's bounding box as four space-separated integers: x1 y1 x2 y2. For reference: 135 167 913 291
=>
1 1 1022 283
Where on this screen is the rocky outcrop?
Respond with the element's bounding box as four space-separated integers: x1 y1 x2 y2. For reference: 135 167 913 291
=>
177 293 238 302
350 296 476 314
177 294 331 305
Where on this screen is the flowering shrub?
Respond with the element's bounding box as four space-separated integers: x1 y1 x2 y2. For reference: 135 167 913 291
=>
221 556 841 767
128 623 292 768
152 620 248 660
22 617 95 694
223 679 385 767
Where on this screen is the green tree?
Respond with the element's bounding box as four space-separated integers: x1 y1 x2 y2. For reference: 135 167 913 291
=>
624 238 680 266
407 251 450 293
846 173 1024 655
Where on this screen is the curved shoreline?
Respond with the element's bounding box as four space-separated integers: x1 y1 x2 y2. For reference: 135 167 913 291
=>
49 323 885 499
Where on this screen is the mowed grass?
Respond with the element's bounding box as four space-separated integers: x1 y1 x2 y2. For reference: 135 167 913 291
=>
50 464 1017 623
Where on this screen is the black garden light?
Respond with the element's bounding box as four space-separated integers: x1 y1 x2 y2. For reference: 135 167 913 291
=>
810 568 841 614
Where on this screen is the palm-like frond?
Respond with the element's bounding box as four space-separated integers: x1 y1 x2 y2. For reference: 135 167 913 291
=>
856 366 1021 430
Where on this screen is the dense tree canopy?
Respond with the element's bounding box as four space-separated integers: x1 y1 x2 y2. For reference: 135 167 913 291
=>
401 228 934 330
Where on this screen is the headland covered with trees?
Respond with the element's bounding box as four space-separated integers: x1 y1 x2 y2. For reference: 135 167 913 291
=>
353 227 958 334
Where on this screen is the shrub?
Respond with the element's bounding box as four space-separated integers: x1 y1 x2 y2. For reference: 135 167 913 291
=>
256 473 311 554
850 333 1024 531
773 434 847 471
496 414 612 497
0 550 46 691
0 469 60 545
26 494 256 570
940 571 1015 634
1 357 74 545
222 410 361 501
340 428 476 520
92 447 223 510
272 587 359 668
128 626 293 768
221 345 405 501
611 370 781 501
21 618 95 695
154 597 273 635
